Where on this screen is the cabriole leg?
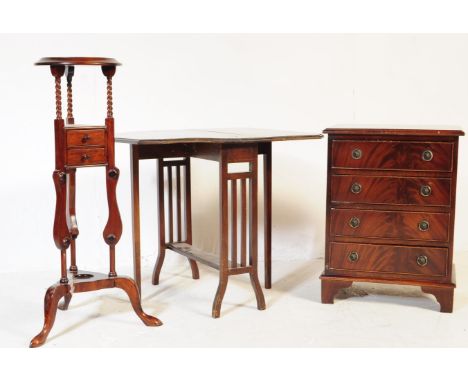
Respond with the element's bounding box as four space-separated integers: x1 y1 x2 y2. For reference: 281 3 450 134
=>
30 284 70 348
58 292 72 311
115 277 163 326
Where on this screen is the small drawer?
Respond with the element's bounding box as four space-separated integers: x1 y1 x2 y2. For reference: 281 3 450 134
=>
67 129 106 147
330 209 450 242
329 242 448 277
331 140 453 172
330 175 451 207
67 148 106 167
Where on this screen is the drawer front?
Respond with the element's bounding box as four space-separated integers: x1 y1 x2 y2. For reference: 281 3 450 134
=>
331 140 453 172
67 129 106 147
67 148 106 167
329 242 448 277
330 175 451 207
330 209 450 242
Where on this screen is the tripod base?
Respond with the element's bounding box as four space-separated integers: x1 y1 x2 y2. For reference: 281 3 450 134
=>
30 271 162 348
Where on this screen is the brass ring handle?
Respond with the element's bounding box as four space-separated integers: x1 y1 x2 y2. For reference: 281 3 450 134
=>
422 150 433 162
81 134 90 143
416 255 428 267
348 251 359 263
420 185 432 197
350 183 362 194
81 154 90 162
418 220 430 232
349 216 360 229
352 148 362 160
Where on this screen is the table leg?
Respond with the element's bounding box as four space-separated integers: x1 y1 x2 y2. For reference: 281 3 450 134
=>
213 145 265 317
152 158 166 285
213 154 229 318
263 142 272 289
185 158 200 279
249 155 266 310
130 145 141 294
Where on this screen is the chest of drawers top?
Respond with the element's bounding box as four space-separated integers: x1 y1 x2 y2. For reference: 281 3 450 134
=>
324 125 464 136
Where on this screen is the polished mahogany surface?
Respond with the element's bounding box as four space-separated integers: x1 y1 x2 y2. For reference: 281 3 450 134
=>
30 57 160 348
330 175 451 207
330 209 450 242
116 128 322 145
321 127 463 313
324 125 464 136
329 242 448 278
35 57 121 66
117 126 322 314
331 140 454 171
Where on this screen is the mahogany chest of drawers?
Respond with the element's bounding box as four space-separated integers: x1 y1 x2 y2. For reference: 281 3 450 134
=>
321 127 464 312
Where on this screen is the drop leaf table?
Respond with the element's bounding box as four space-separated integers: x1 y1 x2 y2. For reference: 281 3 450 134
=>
116 128 323 317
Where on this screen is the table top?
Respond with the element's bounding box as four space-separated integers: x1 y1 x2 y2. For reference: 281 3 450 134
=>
35 57 121 66
115 128 323 145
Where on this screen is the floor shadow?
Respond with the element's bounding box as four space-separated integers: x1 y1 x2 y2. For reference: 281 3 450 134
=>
47 293 165 345
42 283 168 345
61 288 167 315
140 265 203 302
216 300 261 318
265 259 323 305
262 259 450 312
187 297 261 319
46 309 109 344
334 283 442 312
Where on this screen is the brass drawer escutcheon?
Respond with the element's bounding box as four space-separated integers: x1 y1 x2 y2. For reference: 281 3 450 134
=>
348 251 359 262
348 216 360 228
416 255 428 267
420 185 432 197
418 220 430 232
422 149 433 161
350 183 362 194
351 148 362 160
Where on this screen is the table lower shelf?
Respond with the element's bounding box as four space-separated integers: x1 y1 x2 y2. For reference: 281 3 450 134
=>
167 242 252 274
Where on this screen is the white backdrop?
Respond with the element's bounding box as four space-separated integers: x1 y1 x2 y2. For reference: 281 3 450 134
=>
0 34 467 274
